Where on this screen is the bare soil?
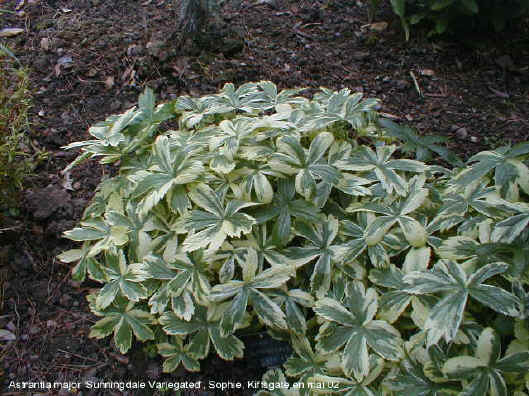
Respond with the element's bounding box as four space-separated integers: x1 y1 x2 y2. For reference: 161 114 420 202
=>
0 0 528 394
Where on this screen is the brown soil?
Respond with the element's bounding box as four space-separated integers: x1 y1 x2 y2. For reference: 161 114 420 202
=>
0 0 528 394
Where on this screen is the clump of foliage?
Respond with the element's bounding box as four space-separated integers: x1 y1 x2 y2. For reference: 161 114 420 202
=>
378 0 529 39
0 45 37 213
60 82 529 395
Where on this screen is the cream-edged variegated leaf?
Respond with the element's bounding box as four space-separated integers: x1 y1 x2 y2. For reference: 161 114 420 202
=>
157 336 200 372
251 266 291 289
343 145 425 196
88 297 154 354
271 134 340 200
369 264 416 323
95 250 148 309
184 184 258 252
442 327 529 396
159 307 244 361
403 246 431 272
250 288 288 330
405 261 518 347
241 248 258 282
314 297 356 326
315 282 400 380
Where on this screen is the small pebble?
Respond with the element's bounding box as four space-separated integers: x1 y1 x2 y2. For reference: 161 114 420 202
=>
455 127 468 140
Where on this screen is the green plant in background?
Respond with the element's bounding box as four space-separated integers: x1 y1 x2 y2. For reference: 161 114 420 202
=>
59 82 529 395
373 0 529 39
0 43 41 214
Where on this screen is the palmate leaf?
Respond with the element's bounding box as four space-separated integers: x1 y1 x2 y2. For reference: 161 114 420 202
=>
132 252 211 318
340 144 426 196
404 261 519 347
289 215 345 297
269 133 340 201
357 174 429 247
208 118 259 166
491 203 529 244
443 327 529 396
157 336 200 372
88 296 155 354
306 88 379 131
158 306 245 361
209 82 262 113
453 143 529 200
231 224 293 273
63 218 129 257
257 81 308 109
232 161 282 204
308 355 385 396
252 178 322 247
378 118 463 166
385 355 460 396
58 242 105 282
209 248 290 335
284 334 327 380
369 254 431 323
131 136 204 215
175 95 214 128
314 281 402 381
269 289 314 335
183 183 259 253
105 201 156 262
437 236 512 265
430 180 514 232
96 249 149 309
339 213 393 268
254 368 302 396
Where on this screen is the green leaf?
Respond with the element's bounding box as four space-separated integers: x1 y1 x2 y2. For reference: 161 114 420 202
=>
315 282 401 380
88 298 154 354
431 0 454 11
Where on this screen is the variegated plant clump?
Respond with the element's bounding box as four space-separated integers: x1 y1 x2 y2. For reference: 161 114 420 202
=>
59 82 529 395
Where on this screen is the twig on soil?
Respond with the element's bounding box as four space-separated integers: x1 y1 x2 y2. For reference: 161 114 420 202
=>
424 93 447 97
46 269 72 304
0 226 22 232
293 22 313 39
379 112 400 119
57 348 106 364
54 363 107 371
409 71 422 97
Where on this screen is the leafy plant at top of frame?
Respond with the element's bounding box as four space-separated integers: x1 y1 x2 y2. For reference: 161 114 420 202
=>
373 0 529 40
60 81 529 395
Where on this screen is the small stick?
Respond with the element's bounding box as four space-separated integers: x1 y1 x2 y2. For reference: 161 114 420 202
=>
409 71 422 97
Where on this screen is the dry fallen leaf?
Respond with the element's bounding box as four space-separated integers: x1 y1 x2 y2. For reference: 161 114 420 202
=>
40 37 50 51
421 69 435 77
0 28 25 37
104 76 115 89
87 68 98 77
369 22 388 32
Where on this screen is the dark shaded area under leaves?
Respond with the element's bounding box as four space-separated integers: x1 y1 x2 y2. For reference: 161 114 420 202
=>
0 0 528 394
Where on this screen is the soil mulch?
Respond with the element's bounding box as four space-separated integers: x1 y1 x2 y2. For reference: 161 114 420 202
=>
0 0 528 394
